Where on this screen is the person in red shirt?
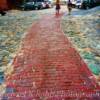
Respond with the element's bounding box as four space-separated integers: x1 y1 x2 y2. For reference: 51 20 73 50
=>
55 0 61 15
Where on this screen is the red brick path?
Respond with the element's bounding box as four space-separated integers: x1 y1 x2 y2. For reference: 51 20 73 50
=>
2 14 100 99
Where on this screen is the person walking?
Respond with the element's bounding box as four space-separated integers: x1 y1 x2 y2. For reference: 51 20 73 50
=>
67 0 72 15
55 0 61 15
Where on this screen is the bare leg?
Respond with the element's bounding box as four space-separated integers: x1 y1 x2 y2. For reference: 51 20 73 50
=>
58 10 59 15
56 10 59 15
69 7 72 15
67 6 72 15
56 10 57 15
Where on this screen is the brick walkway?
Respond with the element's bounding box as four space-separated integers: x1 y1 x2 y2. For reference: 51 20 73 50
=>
2 14 100 99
